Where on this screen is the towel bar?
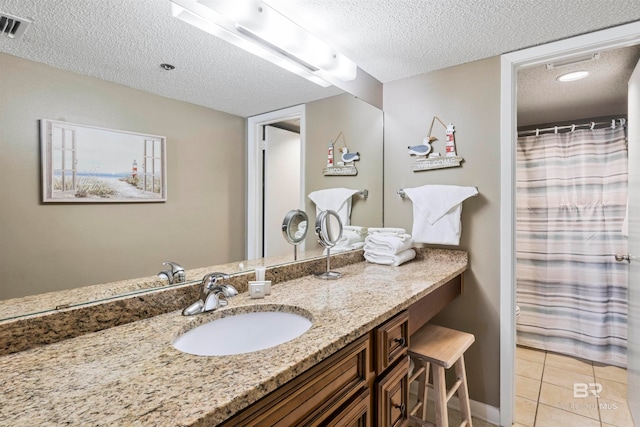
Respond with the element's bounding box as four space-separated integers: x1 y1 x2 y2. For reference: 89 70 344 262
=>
397 187 479 198
358 189 368 199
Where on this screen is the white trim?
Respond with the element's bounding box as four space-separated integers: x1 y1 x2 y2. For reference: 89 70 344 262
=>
499 21 640 427
247 105 306 260
450 396 500 425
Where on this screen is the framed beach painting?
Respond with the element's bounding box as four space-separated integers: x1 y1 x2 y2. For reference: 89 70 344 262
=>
41 119 167 203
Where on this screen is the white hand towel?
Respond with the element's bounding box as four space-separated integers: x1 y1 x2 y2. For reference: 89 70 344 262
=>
403 185 478 245
364 233 414 254
364 248 416 266
308 188 359 226
367 227 406 235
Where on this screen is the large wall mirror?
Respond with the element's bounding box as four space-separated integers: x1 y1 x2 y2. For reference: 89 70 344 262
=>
0 1 383 319
0 58 383 319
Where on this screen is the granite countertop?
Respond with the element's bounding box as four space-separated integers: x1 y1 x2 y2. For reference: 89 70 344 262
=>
0 249 467 426
0 248 327 322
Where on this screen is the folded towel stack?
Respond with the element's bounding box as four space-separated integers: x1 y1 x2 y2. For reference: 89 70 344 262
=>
363 228 416 266
330 225 369 254
367 227 407 236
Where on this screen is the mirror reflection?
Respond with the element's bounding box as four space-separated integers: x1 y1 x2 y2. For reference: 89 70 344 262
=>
281 209 309 260
0 53 383 317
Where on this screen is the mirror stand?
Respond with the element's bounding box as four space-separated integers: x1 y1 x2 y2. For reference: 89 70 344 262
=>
314 209 344 280
315 247 342 280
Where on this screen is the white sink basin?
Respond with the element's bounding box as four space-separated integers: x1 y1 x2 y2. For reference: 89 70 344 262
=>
173 308 312 356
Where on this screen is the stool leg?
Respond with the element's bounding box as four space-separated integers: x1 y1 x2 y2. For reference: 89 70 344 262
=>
454 355 472 427
432 365 448 427
421 361 430 421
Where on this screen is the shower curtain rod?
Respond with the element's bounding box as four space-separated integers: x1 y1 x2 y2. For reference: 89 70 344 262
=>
517 117 626 137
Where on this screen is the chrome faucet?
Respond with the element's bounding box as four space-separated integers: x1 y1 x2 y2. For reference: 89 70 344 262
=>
158 261 186 284
182 272 237 316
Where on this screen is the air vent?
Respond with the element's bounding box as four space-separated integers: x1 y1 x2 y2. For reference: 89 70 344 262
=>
0 12 32 39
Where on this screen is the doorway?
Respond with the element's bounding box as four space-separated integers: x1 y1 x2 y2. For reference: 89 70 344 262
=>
263 124 301 257
500 22 640 427
247 105 306 260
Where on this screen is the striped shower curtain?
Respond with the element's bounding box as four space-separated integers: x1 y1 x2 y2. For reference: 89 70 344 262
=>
516 126 629 367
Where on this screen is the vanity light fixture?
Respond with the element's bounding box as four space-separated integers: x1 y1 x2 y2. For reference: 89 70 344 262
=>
557 70 589 82
170 0 357 87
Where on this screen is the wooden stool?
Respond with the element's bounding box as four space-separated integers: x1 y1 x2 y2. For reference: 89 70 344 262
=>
408 324 475 427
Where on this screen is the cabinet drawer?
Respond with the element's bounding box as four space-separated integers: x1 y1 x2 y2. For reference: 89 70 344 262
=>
376 356 409 427
220 334 370 427
374 310 409 374
306 388 371 427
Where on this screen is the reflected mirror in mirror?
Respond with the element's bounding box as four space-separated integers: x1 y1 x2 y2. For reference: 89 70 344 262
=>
281 209 309 261
314 210 343 280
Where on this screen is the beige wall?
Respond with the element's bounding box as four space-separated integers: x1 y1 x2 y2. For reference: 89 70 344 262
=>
304 93 384 239
0 54 246 299
383 57 502 407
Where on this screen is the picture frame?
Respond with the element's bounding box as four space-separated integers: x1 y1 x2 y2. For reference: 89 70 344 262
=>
41 119 167 203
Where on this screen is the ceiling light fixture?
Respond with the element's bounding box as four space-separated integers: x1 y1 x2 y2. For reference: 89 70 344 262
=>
170 0 357 87
557 71 589 82
160 63 176 70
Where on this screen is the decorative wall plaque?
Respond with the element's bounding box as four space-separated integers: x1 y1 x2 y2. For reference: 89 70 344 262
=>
408 116 464 172
324 131 360 176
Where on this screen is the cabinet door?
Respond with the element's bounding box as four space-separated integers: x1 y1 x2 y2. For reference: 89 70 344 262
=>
375 310 409 374
376 356 409 427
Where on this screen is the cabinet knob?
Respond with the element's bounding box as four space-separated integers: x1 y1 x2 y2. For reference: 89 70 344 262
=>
394 403 406 416
394 337 407 347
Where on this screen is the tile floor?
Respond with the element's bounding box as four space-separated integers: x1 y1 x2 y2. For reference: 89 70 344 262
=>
515 345 635 427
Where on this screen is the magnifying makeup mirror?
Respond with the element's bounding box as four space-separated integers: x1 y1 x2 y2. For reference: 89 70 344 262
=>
314 209 343 280
282 209 309 261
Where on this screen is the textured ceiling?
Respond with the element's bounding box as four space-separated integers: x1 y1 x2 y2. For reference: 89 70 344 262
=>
517 45 640 127
0 0 639 117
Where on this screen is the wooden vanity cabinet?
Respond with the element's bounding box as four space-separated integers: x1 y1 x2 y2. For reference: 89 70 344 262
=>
373 311 410 427
220 275 462 427
374 310 409 374
219 334 372 427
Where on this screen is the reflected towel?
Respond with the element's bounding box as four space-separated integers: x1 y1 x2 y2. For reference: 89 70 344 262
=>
308 188 359 226
327 241 365 255
364 233 413 254
338 229 367 247
364 248 416 266
367 227 406 235
403 185 478 245
344 225 369 236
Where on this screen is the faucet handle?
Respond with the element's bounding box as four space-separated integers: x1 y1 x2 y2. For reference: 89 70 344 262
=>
202 272 231 290
158 269 173 283
218 284 238 298
163 261 184 272
163 261 186 283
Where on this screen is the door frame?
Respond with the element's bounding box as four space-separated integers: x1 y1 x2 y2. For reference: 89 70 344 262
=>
247 104 306 260
499 21 640 426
